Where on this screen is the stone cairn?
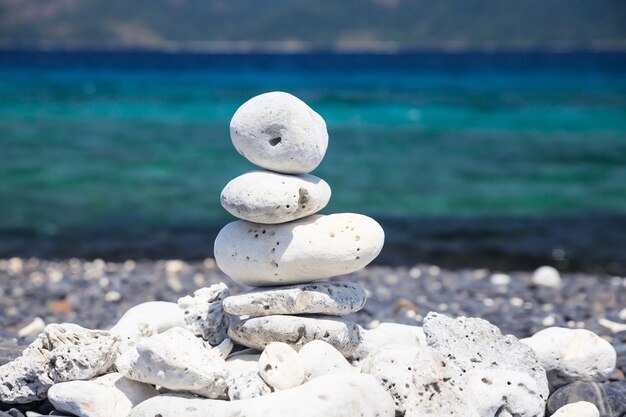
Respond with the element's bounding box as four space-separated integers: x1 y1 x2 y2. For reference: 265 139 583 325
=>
215 91 384 358
0 92 619 417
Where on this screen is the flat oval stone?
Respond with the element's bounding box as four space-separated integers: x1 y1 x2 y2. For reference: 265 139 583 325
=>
222 281 367 317
214 213 384 286
230 92 328 174
228 315 361 357
220 171 331 224
547 381 626 417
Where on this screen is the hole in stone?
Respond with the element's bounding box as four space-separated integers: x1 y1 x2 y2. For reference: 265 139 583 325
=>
269 137 282 146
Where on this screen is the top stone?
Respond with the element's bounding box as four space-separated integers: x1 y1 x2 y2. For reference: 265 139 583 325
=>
230 92 329 174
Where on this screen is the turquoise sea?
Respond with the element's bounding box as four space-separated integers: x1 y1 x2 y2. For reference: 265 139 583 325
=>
0 51 625 272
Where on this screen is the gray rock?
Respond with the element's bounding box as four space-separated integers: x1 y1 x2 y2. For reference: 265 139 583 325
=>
222 281 366 317
221 170 331 224
228 315 361 357
0 324 118 404
547 381 626 417
229 92 328 174
423 312 549 417
178 283 230 345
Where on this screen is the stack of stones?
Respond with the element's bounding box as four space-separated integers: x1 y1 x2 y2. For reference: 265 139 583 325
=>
214 91 385 356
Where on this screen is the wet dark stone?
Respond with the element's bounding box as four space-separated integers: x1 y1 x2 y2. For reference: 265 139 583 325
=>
547 381 626 417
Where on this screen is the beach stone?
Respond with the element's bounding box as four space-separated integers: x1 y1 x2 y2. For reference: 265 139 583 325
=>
298 340 355 381
531 265 563 288
116 327 231 399
129 373 394 417
0 324 118 404
352 322 426 361
47 373 158 417
228 315 361 356
177 283 230 345
547 381 626 417
222 281 366 317
361 344 473 416
221 170 331 224
551 402 600 417
214 213 384 286
521 327 616 388
229 91 328 174
110 301 186 361
225 352 272 400
258 342 304 390
423 312 549 416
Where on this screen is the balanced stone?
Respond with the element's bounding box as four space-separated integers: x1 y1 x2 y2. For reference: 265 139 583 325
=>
129 373 394 417
214 213 384 286
221 170 331 224
521 327 616 388
229 92 328 174
222 281 366 317
228 315 361 356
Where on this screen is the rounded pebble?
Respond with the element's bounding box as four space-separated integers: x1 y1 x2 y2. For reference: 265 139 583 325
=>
258 342 304 390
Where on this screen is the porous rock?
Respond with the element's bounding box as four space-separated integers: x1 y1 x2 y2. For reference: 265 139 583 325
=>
423 312 549 417
221 170 331 224
521 327 616 388
229 91 328 174
0 324 118 404
177 283 230 345
129 373 394 417
117 327 230 399
298 340 355 381
228 315 361 357
258 342 304 390
47 373 158 417
214 213 384 286
222 281 366 317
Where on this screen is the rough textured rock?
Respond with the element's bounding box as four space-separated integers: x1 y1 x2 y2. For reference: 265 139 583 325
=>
352 322 426 361
47 373 158 417
177 283 230 346
551 402 600 417
531 265 563 288
223 281 366 317
117 327 231 399
298 340 355 381
229 91 328 174
130 373 394 417
110 301 186 361
221 170 331 224
225 352 271 400
547 381 626 417
0 324 118 404
228 315 361 357
214 213 384 286
423 312 549 417
521 327 616 388
361 344 474 416
258 342 304 390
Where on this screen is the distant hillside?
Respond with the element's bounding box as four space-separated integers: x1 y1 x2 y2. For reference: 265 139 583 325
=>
1 0 625 50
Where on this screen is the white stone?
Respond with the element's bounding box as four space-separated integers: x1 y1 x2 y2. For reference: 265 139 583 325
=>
362 344 474 416
598 317 626 333
0 323 118 403
17 317 46 339
48 373 159 417
223 281 366 317
110 301 186 363
531 265 562 288
258 342 304 390
225 353 271 400
298 340 356 381
177 283 230 345
423 313 548 416
551 401 600 417
489 273 511 286
352 322 426 360
228 315 361 356
130 373 394 417
214 213 384 286
521 327 616 388
229 92 328 174
221 170 331 224
117 327 230 399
